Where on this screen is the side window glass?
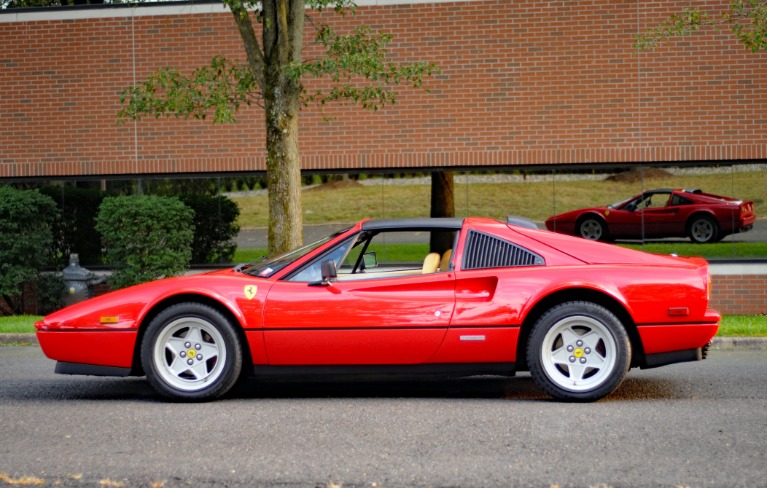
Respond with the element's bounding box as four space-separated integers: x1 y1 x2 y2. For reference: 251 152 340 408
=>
671 195 692 206
341 229 457 279
287 236 356 283
288 229 460 282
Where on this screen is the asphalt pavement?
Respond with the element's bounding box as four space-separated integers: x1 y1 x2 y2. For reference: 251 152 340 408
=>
1 348 766 487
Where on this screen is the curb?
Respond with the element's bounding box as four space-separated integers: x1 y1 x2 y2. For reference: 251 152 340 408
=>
710 336 767 351
1 334 766 350
0 333 39 345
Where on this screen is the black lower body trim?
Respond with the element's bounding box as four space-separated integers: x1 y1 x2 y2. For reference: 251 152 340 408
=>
55 361 132 377
252 363 516 381
641 347 704 369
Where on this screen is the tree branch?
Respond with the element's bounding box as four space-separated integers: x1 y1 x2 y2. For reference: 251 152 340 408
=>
262 0 277 60
118 56 262 123
635 1 767 53
289 24 440 110
289 0 304 64
276 0 291 65
224 0 268 91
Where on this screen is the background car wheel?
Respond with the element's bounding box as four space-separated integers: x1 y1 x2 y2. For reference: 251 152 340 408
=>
688 215 718 243
577 216 608 241
526 302 630 402
141 302 243 401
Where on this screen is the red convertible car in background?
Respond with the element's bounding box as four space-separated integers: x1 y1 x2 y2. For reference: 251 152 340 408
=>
36 217 719 402
545 188 756 243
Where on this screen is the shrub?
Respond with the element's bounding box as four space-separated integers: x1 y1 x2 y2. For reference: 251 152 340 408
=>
31 273 66 315
0 186 57 315
95 195 194 289
39 185 106 267
178 194 241 264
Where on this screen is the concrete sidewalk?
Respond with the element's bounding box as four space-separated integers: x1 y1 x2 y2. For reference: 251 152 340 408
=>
2 333 765 350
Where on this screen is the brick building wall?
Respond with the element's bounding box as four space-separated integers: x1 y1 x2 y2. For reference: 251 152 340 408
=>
711 274 767 315
1 0 766 178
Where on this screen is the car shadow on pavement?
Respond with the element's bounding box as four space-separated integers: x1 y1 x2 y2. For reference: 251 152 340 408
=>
229 374 683 402
3 373 683 403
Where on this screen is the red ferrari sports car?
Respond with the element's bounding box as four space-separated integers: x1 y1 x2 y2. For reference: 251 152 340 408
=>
36 217 719 402
545 188 756 243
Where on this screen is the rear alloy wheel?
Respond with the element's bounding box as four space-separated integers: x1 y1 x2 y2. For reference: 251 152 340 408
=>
577 217 607 241
527 302 630 402
688 215 718 244
141 303 243 401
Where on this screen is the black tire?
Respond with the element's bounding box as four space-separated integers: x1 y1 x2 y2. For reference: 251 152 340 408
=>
688 215 719 244
141 303 243 401
577 216 608 241
526 302 631 402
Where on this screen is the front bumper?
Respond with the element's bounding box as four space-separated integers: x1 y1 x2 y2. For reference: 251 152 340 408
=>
36 330 138 370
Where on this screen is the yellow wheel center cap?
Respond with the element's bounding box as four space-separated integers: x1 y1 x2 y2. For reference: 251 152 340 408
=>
574 348 584 358
187 349 197 359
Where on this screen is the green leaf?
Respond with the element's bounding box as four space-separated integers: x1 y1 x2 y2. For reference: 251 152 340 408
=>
118 56 260 124
635 1 767 52
292 24 440 111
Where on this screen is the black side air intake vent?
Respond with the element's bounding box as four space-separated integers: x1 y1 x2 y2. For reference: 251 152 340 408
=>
462 231 545 270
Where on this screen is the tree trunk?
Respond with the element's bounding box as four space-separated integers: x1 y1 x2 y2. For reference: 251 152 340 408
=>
260 0 305 257
430 170 455 254
264 78 303 257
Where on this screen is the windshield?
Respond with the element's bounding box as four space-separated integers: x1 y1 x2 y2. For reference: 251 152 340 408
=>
608 196 635 209
241 229 350 278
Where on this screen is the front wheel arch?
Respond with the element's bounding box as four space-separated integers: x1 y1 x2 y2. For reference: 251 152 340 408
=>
131 294 250 377
516 288 643 372
575 214 610 241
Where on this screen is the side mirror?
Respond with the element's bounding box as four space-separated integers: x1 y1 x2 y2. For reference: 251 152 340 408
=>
362 252 378 269
321 260 337 282
310 260 338 287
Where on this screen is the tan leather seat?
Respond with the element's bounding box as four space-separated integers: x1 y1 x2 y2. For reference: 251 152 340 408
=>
422 253 441 274
439 249 452 271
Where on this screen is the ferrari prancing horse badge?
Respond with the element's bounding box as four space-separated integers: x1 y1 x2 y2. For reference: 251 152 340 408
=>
244 285 258 300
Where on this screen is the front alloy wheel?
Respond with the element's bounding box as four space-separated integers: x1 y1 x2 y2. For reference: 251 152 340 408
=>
527 302 630 402
578 217 607 241
141 303 243 401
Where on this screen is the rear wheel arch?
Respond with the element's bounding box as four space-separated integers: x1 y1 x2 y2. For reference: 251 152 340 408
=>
686 212 719 243
131 294 250 376
516 288 644 371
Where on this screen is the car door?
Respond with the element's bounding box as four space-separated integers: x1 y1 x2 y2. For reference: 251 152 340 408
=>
610 191 673 238
635 192 677 237
262 272 455 365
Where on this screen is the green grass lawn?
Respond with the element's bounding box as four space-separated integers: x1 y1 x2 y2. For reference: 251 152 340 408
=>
618 242 767 260
717 315 767 337
0 315 42 334
2 314 763 337
233 169 766 228
230 168 766 260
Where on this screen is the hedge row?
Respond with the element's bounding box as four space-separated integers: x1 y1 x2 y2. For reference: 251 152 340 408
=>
0 185 240 315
